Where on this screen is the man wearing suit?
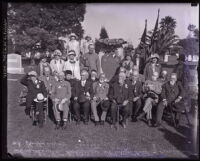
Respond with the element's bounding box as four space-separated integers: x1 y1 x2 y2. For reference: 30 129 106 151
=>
91 73 110 126
154 73 185 127
130 70 143 122
51 72 71 130
73 69 93 125
20 71 47 126
108 72 133 129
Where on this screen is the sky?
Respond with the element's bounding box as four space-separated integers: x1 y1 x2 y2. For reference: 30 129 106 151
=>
82 3 199 47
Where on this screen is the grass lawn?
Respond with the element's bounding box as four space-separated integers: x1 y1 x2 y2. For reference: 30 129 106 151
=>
6 64 199 159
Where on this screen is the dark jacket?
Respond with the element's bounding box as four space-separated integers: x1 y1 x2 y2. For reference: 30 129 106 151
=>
130 80 143 98
160 81 185 104
66 78 78 99
74 79 93 103
108 81 133 104
144 62 162 80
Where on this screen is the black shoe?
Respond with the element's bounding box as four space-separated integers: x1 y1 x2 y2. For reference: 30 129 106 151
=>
55 121 61 130
25 108 30 116
147 120 152 127
32 121 37 126
154 122 161 127
100 121 105 125
132 116 137 122
76 120 81 125
84 120 89 125
62 121 68 130
95 121 100 126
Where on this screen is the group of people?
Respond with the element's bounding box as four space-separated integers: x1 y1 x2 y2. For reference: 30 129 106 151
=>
20 33 187 130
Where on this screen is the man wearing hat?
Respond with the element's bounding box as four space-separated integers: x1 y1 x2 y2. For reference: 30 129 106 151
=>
144 53 162 81
72 69 93 125
64 50 81 80
108 72 133 129
37 55 51 76
50 49 65 79
91 73 110 126
67 33 80 60
20 71 47 117
51 72 71 130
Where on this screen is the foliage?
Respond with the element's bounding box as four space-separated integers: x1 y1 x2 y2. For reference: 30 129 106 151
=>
99 26 109 39
7 3 86 54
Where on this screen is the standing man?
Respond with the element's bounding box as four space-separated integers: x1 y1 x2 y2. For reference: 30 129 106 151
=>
85 44 100 76
154 73 185 127
50 49 65 80
91 73 110 126
51 72 71 130
81 35 94 56
130 70 143 122
64 50 81 80
72 69 93 125
108 72 133 129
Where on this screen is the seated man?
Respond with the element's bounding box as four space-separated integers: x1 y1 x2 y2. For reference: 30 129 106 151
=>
91 73 110 126
130 70 143 122
154 73 185 127
72 69 93 125
51 72 71 130
20 71 47 127
137 72 162 127
108 72 133 129
89 69 99 84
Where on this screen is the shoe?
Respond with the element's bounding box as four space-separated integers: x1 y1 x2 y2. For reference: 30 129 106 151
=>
55 121 61 130
25 108 30 116
136 112 145 121
122 122 126 129
153 122 161 127
95 121 99 126
132 116 137 122
100 121 105 125
84 121 89 125
62 121 67 130
147 120 152 127
32 121 37 126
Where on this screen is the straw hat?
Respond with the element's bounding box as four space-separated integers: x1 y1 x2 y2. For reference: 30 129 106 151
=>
34 93 47 102
69 33 78 39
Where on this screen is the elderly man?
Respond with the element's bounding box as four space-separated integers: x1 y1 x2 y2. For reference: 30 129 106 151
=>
109 66 127 85
84 44 100 76
50 49 65 78
108 72 133 129
73 69 93 125
38 67 56 95
20 71 47 126
137 72 162 127
158 70 168 85
89 69 99 84
130 70 143 122
64 50 81 80
154 73 185 127
91 73 110 126
51 72 71 130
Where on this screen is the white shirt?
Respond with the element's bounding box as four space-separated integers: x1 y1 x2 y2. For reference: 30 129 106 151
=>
81 80 86 87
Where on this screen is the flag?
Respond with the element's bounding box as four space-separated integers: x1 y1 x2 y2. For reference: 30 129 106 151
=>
140 19 147 47
148 9 160 56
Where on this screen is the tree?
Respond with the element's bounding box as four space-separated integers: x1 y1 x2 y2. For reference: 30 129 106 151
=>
99 26 109 39
7 3 86 54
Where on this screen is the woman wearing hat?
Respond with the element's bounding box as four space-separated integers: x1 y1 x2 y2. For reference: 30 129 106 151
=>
64 50 81 80
144 53 162 81
20 71 47 120
121 54 134 78
67 33 80 60
50 49 65 79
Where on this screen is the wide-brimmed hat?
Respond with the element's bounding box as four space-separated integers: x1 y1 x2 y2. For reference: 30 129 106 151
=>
54 49 62 56
69 33 78 39
34 93 47 102
147 53 160 62
68 50 76 56
29 71 38 77
65 70 72 75
101 100 110 110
